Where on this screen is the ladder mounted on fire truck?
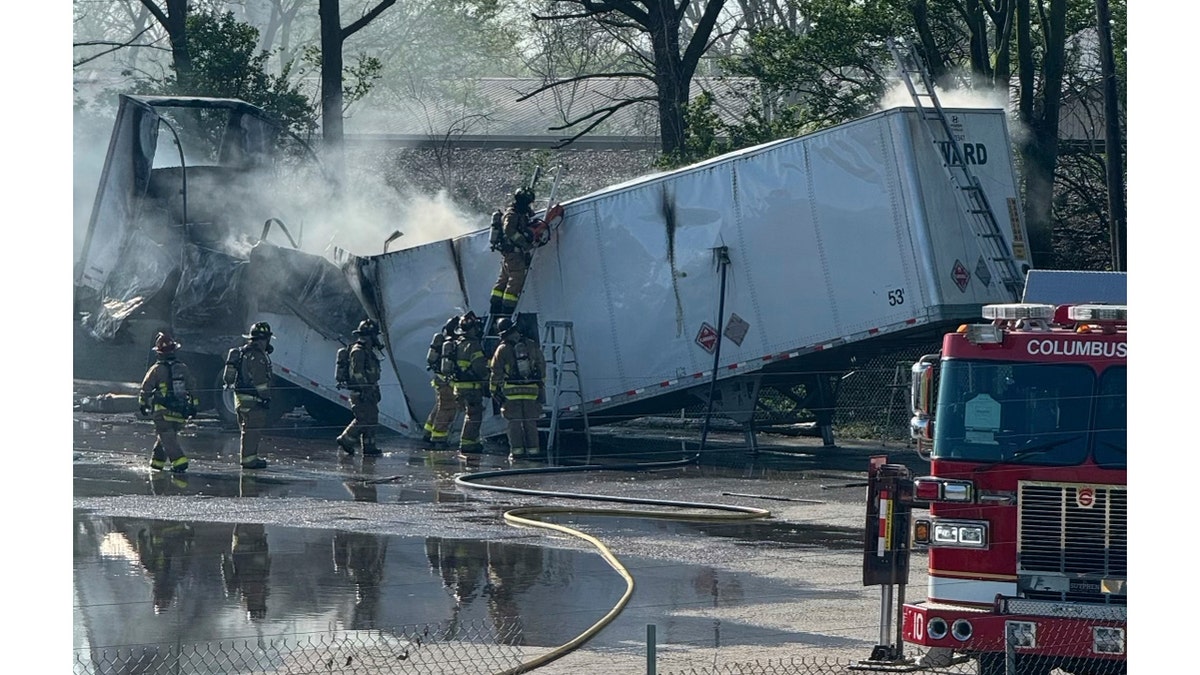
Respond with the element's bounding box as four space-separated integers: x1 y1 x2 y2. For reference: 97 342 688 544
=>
888 38 1024 302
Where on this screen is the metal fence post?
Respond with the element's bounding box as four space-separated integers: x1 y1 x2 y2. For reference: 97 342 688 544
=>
646 624 656 675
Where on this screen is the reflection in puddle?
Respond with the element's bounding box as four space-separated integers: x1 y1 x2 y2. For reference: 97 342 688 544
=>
74 514 626 652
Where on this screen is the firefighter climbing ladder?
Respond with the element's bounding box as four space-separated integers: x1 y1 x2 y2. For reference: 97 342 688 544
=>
541 320 592 463
887 38 1024 301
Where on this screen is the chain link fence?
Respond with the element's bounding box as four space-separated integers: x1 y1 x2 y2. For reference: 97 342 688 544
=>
74 620 533 675
76 621 1127 675
613 341 939 447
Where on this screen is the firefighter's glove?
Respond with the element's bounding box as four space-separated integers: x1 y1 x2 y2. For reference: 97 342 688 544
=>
139 403 153 417
184 403 198 419
259 398 271 410
336 381 348 390
493 390 506 405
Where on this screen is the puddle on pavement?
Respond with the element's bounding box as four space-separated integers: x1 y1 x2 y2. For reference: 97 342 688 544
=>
74 410 880 664
73 513 845 655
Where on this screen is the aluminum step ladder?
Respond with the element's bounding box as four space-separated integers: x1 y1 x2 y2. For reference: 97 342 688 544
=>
887 38 1024 302
541 320 592 463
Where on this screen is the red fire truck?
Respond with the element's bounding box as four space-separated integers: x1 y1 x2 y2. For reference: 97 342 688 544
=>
899 301 1126 675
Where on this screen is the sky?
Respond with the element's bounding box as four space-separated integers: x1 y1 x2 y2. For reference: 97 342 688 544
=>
32 2 1181 670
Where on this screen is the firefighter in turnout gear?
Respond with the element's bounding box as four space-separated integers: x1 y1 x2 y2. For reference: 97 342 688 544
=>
223 523 271 621
422 315 462 448
451 311 489 456
489 188 537 322
489 317 547 460
224 321 275 469
138 332 198 473
337 319 384 456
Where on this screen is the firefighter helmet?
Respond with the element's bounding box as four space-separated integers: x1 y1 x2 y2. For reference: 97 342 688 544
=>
244 321 273 339
457 311 481 334
514 187 535 206
495 317 517 337
154 332 180 354
442 316 460 334
352 318 379 336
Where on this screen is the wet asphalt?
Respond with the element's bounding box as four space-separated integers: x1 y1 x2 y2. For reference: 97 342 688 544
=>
72 379 932 673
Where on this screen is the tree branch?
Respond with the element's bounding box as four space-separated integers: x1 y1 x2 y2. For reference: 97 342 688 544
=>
516 71 654 102
549 95 656 130
342 0 397 40
137 0 169 29
681 0 727 78
73 25 163 68
548 96 653 148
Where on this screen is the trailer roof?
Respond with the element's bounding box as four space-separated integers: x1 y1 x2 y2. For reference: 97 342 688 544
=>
122 94 274 118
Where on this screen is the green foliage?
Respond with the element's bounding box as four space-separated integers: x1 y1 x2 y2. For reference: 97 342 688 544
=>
675 0 905 165
298 46 384 112
137 12 318 139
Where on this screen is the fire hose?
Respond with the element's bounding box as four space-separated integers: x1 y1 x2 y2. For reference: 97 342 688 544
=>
453 456 772 675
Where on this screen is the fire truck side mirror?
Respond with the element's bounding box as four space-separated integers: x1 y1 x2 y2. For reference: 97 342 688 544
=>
909 355 938 444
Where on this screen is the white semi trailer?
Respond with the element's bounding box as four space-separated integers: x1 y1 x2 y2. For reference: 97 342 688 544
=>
349 105 1032 443
76 96 1031 445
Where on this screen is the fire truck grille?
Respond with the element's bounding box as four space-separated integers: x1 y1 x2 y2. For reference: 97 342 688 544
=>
1017 483 1127 604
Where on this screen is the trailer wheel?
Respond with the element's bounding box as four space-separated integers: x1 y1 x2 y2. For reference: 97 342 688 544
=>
302 392 353 429
211 374 300 430
213 372 239 430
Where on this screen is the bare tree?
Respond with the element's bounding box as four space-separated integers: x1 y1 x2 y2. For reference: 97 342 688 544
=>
1013 0 1069 267
317 0 396 179
259 0 308 75
525 0 729 155
137 0 194 84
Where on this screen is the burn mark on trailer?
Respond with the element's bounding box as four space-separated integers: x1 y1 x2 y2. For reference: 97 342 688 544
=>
661 187 685 335
449 239 469 307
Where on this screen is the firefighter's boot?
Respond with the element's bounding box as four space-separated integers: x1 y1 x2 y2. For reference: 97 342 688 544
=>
337 434 357 456
362 431 381 456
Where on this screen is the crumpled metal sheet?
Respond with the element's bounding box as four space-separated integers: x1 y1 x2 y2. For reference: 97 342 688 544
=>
171 244 248 354
80 230 177 340
248 243 363 343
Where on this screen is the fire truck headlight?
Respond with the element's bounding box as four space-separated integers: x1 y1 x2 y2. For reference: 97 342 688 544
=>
958 526 984 545
929 519 989 548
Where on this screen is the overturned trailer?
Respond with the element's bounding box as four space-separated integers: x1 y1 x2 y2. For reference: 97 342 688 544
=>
349 105 1033 445
76 95 1033 447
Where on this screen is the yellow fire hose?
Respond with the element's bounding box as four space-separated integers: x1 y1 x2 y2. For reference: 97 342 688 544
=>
454 457 772 674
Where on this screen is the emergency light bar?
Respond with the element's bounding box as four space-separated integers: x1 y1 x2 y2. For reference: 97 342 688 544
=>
963 324 1004 344
1068 304 1127 322
981 303 1056 321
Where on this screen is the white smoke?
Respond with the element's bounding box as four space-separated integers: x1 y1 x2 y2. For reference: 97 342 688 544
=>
878 74 1011 113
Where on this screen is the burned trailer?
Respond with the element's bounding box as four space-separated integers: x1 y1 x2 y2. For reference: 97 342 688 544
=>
357 106 1035 447
72 95 410 431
